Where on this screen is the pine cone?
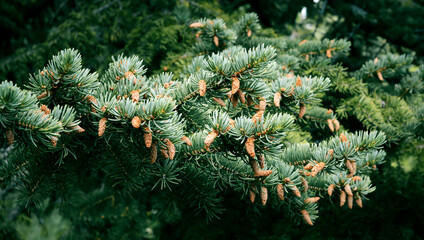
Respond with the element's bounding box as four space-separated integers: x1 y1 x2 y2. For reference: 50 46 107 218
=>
199 80 206 96
237 90 246 104
245 137 255 158
231 76 240 95
132 116 142 128
6 129 14 145
301 178 308 192
273 92 281 107
150 143 157 164
40 105 50 115
304 162 314 170
355 197 363 208
260 186 268 206
304 197 320 204
348 195 353 209
189 22 204 28
292 186 301 197
247 29 252 37
296 76 302 87
299 104 306 118
258 154 265 169
71 125 85 133
259 99 267 111
131 90 140 103
326 49 332 58
98 118 107 137
326 149 334 159
252 111 264 124
159 145 169 159
182 136 192 146
231 95 238 107
165 139 175 160
143 129 152 148
327 119 334 132
328 184 336 196
249 189 256 203
213 97 226 107
213 35 219 47
332 119 340 131
300 210 313 226
205 130 219 150
340 190 346 207
310 162 325 177
344 184 353 196
276 184 284 200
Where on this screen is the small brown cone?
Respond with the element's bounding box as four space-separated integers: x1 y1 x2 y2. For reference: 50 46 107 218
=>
372 164 377 170
326 149 334 159
327 119 334 132
71 125 85 133
304 197 320 204
296 77 302 87
245 137 255 158
340 133 348 142
150 143 158 164
311 162 325 177
300 210 313 226
246 95 254 106
345 160 354 175
351 176 362 181
377 71 384 81
328 184 336 196
213 97 226 107
258 154 265 169
299 40 307 46
355 197 363 208
299 104 306 118
37 92 48 99
213 35 219 47
276 184 284 200
199 80 206 96
301 178 309 192
347 195 353 209
252 111 264 124
292 186 301 197
159 145 169 159
304 162 314 170
143 129 152 148
274 92 281 107
205 130 219 150
131 90 140 103
344 184 353 196
131 116 142 128
40 105 50 115
237 90 246 104
374 57 379 64
231 95 238 107
189 22 204 28
260 186 268 206
98 118 107 137
6 129 14 145
247 29 252 37
326 109 333 114
231 76 240 95
332 119 340 131
351 161 357 175
182 136 192 146
326 49 332 58
50 136 58 147
259 99 267 111
340 190 346 207
249 189 256 203
165 139 175 160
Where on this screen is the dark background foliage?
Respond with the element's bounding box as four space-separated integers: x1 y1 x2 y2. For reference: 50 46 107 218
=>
1 0 423 239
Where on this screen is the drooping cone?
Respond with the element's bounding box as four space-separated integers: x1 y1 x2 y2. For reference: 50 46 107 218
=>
159 145 169 159
276 184 284 200
260 186 268 206
132 116 142 128
351 176 362 181
237 90 246 104
347 195 353 209
326 49 332 58
213 97 226 107
247 29 252 37
245 137 256 158
252 111 264 124
231 95 238 107
6 129 14 145
131 90 140 103
182 136 192 146
326 149 334 159
205 130 219 151
300 210 313 226
344 184 353 196
259 99 267 111
274 92 281 107
351 161 357 175
246 95 254 106
150 143 158 164
50 136 58 147
249 189 256 203
199 80 206 96
377 71 384 81
37 92 48 99
328 184 336 196
231 76 240 95
98 118 107 137
165 139 175 160
301 178 309 192
189 22 204 28
311 162 325 177
340 133 348 142
355 197 363 208
292 186 301 197
374 57 379 64
296 77 302 87
258 154 265 169
332 119 340 131
340 190 346 207
299 104 306 118
249 159 272 177
327 119 334 132
304 197 320 204
143 128 152 148
213 35 219 47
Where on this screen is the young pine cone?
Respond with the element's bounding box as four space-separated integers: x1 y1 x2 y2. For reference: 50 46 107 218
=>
328 184 336 196
298 104 306 118
98 118 107 137
276 184 284 201
143 129 152 148
300 210 313 226
304 197 320 204
347 195 353 209
231 76 240 95
327 119 334 132
340 190 346 207
6 129 14 145
260 186 268 206
132 116 142 128
245 137 256 158
273 92 281 107
204 130 219 151
150 143 158 164
199 80 206 96
164 139 175 160
182 136 192 146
